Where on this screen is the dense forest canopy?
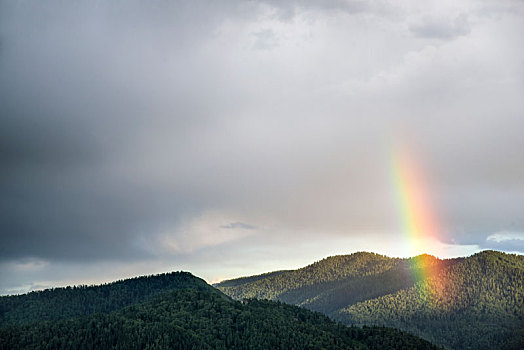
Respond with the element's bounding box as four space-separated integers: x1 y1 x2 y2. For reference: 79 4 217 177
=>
216 250 524 350
0 271 440 349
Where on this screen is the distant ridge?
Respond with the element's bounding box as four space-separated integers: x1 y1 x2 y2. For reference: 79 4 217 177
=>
216 250 524 350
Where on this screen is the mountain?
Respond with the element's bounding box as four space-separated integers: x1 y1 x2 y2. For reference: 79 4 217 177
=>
0 271 440 349
216 250 524 350
0 271 212 326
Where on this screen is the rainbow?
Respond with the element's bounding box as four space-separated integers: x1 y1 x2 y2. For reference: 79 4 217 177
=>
391 144 445 293
391 145 440 255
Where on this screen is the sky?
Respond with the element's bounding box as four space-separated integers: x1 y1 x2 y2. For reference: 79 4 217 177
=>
1 0 524 295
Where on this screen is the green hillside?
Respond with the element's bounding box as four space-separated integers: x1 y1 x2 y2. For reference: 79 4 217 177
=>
216 251 524 350
0 271 212 326
0 271 439 349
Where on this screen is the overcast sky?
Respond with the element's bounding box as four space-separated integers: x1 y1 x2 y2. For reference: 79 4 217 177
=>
1 0 524 294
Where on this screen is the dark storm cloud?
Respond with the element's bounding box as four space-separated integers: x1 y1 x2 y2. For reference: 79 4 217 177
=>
1 0 524 294
0 0 234 261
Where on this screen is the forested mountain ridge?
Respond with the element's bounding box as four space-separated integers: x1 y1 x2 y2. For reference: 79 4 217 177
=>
0 271 216 326
216 252 404 302
0 271 440 349
216 250 524 350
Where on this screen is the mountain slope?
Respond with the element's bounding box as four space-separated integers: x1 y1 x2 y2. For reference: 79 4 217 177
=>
0 271 439 349
0 271 212 326
217 252 405 303
216 250 524 350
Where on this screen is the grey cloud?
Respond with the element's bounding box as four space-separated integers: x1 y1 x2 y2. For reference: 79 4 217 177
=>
220 222 257 230
258 0 395 21
0 0 232 262
264 0 370 14
251 30 278 50
410 14 470 39
481 239 524 253
440 228 524 255
0 0 524 292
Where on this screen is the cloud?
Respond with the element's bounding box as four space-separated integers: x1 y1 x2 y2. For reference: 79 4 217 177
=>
220 222 257 230
4 258 50 272
0 0 523 291
486 232 524 243
256 0 379 20
441 231 524 255
251 29 278 50
483 239 524 253
483 232 524 253
409 14 471 40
